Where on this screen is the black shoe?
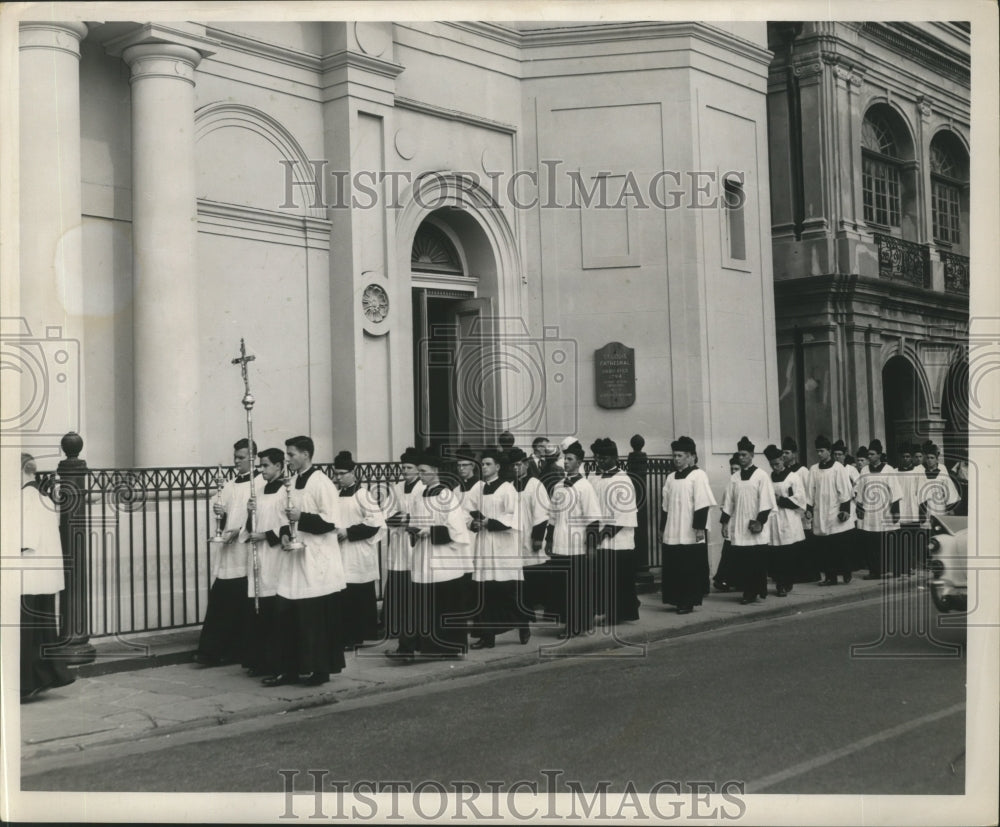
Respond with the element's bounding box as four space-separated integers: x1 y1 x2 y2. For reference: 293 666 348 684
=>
301 672 329 687
519 627 531 645
776 587 788 597
713 583 732 593
261 673 298 687
739 597 756 605
862 573 882 581
677 606 693 615
470 636 495 650
843 573 853 584
819 579 838 586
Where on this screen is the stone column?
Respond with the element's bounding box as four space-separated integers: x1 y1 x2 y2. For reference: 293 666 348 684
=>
18 22 88 444
122 43 203 466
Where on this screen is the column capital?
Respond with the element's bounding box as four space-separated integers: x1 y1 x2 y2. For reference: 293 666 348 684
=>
104 22 216 62
122 42 203 85
19 21 89 58
792 58 824 80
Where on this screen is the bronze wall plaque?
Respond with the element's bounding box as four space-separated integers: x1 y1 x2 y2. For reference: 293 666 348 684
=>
595 342 635 409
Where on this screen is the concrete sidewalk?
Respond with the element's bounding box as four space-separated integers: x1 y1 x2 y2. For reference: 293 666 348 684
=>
19 577 898 768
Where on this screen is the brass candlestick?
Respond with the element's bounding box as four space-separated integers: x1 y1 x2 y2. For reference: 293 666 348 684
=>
283 464 305 551
210 464 226 542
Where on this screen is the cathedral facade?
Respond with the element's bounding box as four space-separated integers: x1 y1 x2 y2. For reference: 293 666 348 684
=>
13 18 778 472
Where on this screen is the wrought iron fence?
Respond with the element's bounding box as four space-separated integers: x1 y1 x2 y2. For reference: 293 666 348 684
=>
37 456 675 639
875 233 930 287
940 250 970 295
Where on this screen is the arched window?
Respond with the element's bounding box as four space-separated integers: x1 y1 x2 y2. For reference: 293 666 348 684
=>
411 223 464 275
861 114 902 228
930 133 968 247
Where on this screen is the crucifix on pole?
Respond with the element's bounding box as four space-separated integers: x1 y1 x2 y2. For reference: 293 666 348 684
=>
232 339 262 611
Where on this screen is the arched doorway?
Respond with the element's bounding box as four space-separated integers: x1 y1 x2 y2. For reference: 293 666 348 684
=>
394 174 525 455
882 355 927 463
410 209 501 450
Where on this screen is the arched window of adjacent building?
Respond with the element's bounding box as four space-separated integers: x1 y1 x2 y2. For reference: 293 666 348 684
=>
862 114 901 227
861 106 916 239
930 132 969 252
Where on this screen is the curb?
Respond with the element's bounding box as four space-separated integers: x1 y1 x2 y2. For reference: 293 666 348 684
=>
70 631 202 678
71 572 660 678
25 580 887 767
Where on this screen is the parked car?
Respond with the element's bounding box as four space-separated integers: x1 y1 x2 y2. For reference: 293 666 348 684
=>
926 515 968 613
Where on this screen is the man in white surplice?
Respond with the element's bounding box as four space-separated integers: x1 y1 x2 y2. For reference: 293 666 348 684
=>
469 449 529 649
545 440 601 637
721 436 776 605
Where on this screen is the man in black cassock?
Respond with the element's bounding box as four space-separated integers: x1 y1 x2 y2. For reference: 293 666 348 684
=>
20 453 76 701
196 438 258 667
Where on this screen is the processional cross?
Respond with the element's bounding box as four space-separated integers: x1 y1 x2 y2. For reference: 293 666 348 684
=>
232 338 256 410
231 339 261 610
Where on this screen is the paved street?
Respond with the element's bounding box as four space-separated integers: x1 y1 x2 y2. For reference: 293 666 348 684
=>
22 595 966 796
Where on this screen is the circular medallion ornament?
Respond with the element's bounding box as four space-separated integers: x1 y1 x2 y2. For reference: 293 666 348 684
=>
394 128 416 160
354 22 390 57
362 283 389 323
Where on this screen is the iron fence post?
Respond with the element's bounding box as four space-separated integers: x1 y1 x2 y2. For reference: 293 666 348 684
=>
627 434 654 584
55 432 96 664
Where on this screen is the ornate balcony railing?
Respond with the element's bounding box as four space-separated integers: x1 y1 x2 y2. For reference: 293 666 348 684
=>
874 233 930 288
36 456 675 638
941 250 970 295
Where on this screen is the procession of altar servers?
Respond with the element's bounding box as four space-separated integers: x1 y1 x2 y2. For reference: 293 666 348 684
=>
192 431 962 686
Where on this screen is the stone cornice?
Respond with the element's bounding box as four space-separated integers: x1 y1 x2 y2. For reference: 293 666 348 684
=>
860 22 969 86
443 22 522 51
321 50 404 80
205 25 321 73
774 275 969 325
448 20 772 67
394 96 516 135
197 199 331 248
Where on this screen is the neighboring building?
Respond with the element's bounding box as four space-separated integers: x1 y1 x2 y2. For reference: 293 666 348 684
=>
15 19 779 474
766 22 970 463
